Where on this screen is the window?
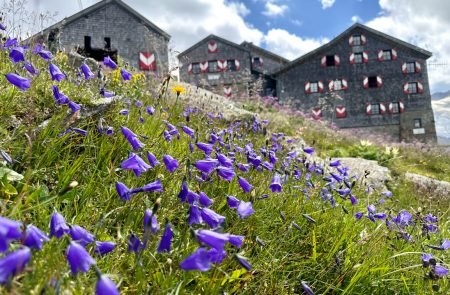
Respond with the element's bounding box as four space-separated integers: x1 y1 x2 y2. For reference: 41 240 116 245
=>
353 35 362 46
405 62 416 73
368 76 378 88
334 80 342 91
84 36 91 49
354 53 363 64
253 57 262 66
408 82 418 94
191 62 200 74
414 118 422 128
370 103 380 115
326 55 335 66
227 59 237 71
382 50 392 61
310 82 318 93
208 60 218 73
390 102 400 113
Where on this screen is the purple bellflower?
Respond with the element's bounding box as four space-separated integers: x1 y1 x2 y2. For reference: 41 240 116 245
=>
121 153 151 177
52 85 70 104
201 208 226 228
0 247 32 285
182 126 195 138
103 56 117 69
116 181 132 201
144 209 160 234
157 223 173 253
96 275 120 295
94 241 116 256
180 247 212 271
237 201 254 219
140 179 163 193
69 225 95 246
66 242 96 274
238 176 253 193
128 234 144 253
146 151 160 167
217 166 236 181
163 155 179 173
68 101 81 113
217 153 233 167
5 73 31 91
146 106 155 115
229 235 244 248
121 126 145 151
196 142 213 155
188 203 203 225
9 46 25 63
269 174 282 193
50 210 70 238
80 63 95 80
196 229 229 249
0 216 22 252
199 192 214 207
24 225 49 250
120 68 132 80
49 63 66 81
24 62 39 75
195 159 219 174
227 196 240 209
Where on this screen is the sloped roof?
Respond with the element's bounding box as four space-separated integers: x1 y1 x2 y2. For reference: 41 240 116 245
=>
33 0 170 40
275 23 432 75
240 41 289 64
177 34 249 58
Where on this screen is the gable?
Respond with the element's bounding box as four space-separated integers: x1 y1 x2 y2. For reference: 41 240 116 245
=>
178 35 248 61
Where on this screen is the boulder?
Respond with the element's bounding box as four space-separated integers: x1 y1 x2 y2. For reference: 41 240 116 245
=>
405 172 450 197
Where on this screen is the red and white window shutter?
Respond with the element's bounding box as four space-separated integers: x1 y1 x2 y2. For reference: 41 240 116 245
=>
417 81 424 93
139 52 156 71
403 82 410 94
366 103 372 115
349 53 355 64
399 101 405 112
318 81 324 93
224 86 232 97
363 51 369 62
342 78 349 90
312 108 322 120
187 63 193 74
401 63 408 74
305 82 311 94
348 34 367 46
334 54 340 65
363 76 369 89
348 36 354 46
379 102 386 114
235 60 240 71
217 59 227 71
328 80 334 92
415 61 422 73
361 34 367 45
200 61 209 73
208 40 218 53
335 105 347 118
377 50 384 61
321 56 327 67
377 76 383 87
391 48 398 60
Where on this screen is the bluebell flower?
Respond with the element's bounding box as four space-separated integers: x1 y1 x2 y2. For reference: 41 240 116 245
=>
234 254 252 271
71 127 87 136
69 225 95 246
68 101 81 113
94 241 116 256
4 38 18 48
303 147 315 154
196 229 229 249
199 192 214 207
52 85 69 104
80 63 94 80
66 241 96 274
119 109 129 115
100 87 115 97
217 166 236 181
201 208 225 228
116 181 132 201
229 235 244 248
227 196 240 209
141 179 163 193
49 63 66 81
146 106 155 115
217 153 233 167
180 247 212 271
5 73 31 91
196 142 213 155
128 234 144 253
0 216 22 252
103 56 117 69
120 68 132 80
121 153 151 177
163 155 179 173
0 23 6 30
195 159 219 174
24 62 38 75
96 274 120 295
144 209 160 234
188 203 203 225
301 281 315 295
50 210 70 238
157 223 173 253
269 174 282 192
9 46 25 63
23 225 49 250
237 201 254 219
0 247 32 285
207 248 227 264
182 126 195 138
177 181 189 202
0 150 13 164
121 126 145 151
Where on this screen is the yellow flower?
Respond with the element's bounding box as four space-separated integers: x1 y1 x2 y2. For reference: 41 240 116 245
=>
172 85 185 95
360 140 372 146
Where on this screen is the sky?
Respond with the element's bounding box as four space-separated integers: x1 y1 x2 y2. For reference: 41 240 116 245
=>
4 0 450 93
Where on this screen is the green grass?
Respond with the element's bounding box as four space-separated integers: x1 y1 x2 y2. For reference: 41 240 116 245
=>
1 48 450 294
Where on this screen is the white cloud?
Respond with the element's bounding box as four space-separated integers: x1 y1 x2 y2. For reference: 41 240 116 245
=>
263 28 329 60
228 2 251 17
365 0 450 92
320 0 336 9
291 19 303 27
262 1 289 17
351 15 362 23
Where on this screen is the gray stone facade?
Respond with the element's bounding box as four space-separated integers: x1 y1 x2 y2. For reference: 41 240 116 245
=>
29 0 170 75
275 23 437 143
178 35 288 98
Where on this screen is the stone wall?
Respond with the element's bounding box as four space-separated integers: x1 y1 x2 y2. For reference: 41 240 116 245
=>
57 2 169 75
276 27 436 143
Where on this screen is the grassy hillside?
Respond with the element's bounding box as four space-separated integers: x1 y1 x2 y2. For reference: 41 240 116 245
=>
1 40 450 294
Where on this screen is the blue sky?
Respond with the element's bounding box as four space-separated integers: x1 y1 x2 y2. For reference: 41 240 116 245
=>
15 0 450 93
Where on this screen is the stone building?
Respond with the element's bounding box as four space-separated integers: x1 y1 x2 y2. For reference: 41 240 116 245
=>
178 34 289 98
275 23 436 143
29 0 170 74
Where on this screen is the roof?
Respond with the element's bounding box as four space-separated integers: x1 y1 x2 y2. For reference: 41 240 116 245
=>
32 0 170 40
275 23 432 75
240 41 289 64
177 34 249 58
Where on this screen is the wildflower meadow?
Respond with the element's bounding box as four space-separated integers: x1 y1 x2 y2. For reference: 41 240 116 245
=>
1 23 450 294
